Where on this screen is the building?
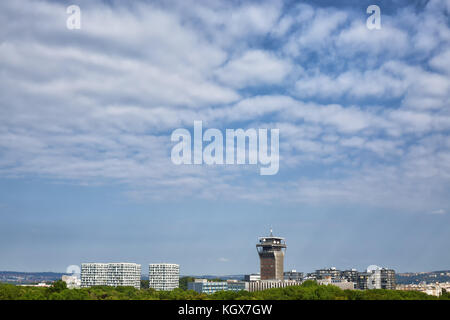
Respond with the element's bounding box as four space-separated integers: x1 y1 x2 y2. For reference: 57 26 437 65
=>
149 263 179 291
256 229 286 280
342 269 359 284
61 275 81 289
244 274 261 282
188 279 228 294
247 280 301 292
284 270 303 281
188 279 249 294
380 268 396 290
227 280 249 292
107 263 141 289
81 263 108 287
315 267 342 280
19 282 51 287
355 266 396 290
317 276 355 290
396 282 450 297
367 267 382 290
304 272 317 281
81 263 141 289
357 272 370 290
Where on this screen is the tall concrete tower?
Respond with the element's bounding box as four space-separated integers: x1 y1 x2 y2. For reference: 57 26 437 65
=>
256 229 286 280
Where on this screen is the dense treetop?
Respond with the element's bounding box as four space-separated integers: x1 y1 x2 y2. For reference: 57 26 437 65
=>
1 280 448 300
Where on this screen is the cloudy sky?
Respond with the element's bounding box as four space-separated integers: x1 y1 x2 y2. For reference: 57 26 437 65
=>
1 0 449 275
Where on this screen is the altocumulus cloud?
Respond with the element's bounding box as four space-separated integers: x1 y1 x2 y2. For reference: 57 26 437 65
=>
0 0 449 213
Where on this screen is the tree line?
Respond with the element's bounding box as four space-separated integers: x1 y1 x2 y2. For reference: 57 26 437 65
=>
1 279 449 300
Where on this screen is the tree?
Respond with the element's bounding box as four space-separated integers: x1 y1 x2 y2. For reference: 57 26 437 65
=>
48 280 67 293
140 280 149 289
179 277 195 290
0 281 443 300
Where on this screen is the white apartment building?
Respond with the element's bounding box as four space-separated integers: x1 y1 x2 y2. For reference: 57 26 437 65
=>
149 263 179 291
367 269 382 290
81 263 108 287
81 263 141 289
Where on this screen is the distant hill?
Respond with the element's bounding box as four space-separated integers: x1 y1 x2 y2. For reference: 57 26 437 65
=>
0 271 68 284
0 271 246 284
396 270 450 284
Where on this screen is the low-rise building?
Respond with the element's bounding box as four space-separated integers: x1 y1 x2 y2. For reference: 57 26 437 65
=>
244 274 261 282
188 279 252 294
284 270 303 281
317 276 355 290
188 279 228 294
247 280 301 292
19 282 51 287
61 275 81 289
315 267 342 280
396 282 450 297
227 280 249 292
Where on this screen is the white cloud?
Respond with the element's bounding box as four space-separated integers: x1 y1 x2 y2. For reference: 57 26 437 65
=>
0 0 450 214
336 20 410 58
215 50 291 88
283 5 347 57
430 50 450 75
294 62 409 99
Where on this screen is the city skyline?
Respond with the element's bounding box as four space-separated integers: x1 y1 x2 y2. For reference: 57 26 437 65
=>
0 226 443 276
1 0 450 275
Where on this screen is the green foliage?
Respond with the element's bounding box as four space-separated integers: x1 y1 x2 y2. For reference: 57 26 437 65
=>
140 280 149 289
48 280 67 293
0 281 446 300
0 284 22 300
159 288 207 300
209 278 226 282
344 288 434 300
300 280 317 288
439 289 450 300
179 276 195 290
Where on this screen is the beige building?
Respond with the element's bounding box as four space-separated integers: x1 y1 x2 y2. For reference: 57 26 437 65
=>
247 280 301 292
62 275 81 289
396 282 450 297
317 276 355 290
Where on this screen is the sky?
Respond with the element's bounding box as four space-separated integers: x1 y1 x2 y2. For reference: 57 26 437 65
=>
0 0 449 275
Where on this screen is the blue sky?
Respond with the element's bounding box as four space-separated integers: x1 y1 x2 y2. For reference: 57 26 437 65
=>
0 0 449 275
